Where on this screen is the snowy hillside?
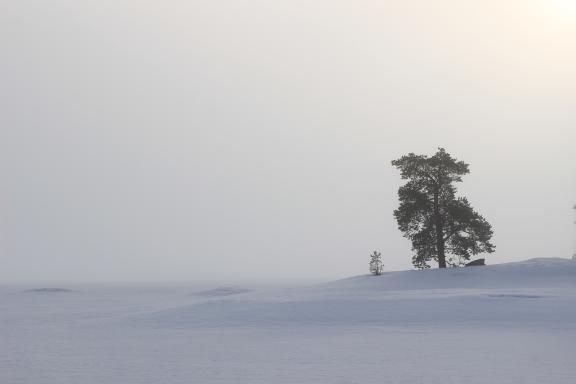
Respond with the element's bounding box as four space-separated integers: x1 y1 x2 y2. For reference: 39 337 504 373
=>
142 258 576 328
330 257 576 290
2 258 575 384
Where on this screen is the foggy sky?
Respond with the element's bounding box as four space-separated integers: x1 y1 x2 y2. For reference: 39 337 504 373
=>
1 0 575 283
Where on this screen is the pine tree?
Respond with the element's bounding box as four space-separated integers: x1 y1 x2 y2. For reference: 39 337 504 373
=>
392 148 495 269
369 251 383 275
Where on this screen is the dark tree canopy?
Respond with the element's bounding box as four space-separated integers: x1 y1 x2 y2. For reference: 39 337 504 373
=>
392 148 495 269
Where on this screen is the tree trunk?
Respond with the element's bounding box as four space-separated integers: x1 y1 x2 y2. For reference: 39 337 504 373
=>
437 237 446 268
434 189 446 268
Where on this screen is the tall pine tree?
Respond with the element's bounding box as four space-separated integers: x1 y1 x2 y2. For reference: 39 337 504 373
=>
392 148 495 268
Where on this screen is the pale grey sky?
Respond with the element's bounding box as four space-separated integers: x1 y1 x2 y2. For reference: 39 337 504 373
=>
1 0 575 283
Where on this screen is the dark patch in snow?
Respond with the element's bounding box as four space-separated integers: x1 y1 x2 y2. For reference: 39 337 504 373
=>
195 287 252 297
486 294 544 299
24 288 74 293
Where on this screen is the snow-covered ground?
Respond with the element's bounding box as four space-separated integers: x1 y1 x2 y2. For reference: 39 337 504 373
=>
1 258 575 383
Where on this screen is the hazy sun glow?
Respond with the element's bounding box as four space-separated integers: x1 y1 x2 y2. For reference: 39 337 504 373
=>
550 0 576 12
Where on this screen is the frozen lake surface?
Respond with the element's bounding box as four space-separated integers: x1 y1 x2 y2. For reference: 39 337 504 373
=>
1 258 575 383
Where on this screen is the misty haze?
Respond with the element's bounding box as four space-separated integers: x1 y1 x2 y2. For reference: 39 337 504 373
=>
1 1 575 383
